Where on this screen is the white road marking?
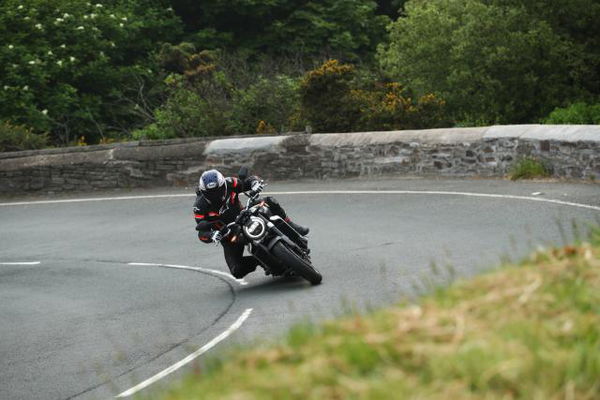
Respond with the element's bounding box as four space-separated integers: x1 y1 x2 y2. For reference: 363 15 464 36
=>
0 193 192 207
269 190 600 212
0 261 41 265
128 262 248 286
115 308 253 398
0 190 598 212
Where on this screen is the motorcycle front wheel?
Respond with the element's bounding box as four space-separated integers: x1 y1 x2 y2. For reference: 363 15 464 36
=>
272 242 322 285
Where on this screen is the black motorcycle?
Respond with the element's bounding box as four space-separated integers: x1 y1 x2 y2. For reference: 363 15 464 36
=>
211 170 322 285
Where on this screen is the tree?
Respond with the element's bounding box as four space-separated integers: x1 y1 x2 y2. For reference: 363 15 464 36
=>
171 0 390 62
378 0 576 124
0 0 182 145
486 0 600 97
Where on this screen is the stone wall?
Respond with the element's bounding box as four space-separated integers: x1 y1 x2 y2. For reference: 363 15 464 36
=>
1 125 598 194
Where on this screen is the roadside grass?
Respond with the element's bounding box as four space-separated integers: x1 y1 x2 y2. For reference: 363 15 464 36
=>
509 157 552 180
156 228 600 400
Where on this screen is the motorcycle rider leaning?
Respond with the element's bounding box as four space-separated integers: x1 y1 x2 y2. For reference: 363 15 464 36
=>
193 169 309 279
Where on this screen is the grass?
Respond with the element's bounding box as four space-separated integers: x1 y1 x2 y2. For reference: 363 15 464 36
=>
509 157 552 180
154 230 600 400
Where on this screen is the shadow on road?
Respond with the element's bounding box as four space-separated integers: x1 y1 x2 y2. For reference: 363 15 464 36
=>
239 274 319 294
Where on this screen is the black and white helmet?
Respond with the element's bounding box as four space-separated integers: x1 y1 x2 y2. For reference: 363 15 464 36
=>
199 169 227 205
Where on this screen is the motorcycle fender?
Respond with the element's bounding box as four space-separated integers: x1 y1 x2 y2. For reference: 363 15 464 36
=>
266 234 297 252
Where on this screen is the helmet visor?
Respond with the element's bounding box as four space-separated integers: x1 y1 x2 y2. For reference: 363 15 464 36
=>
203 183 227 204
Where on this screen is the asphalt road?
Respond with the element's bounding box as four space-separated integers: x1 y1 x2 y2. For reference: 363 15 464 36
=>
1 178 598 399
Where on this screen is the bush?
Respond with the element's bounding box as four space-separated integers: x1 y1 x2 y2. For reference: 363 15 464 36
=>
229 75 302 135
300 59 360 133
509 157 552 180
0 121 48 152
354 83 452 131
300 60 452 133
543 102 600 125
132 82 230 139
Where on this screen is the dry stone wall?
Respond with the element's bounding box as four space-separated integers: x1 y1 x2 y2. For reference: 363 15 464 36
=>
1 125 598 194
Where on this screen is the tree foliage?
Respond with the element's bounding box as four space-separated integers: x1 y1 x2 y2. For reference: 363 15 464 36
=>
1 0 597 151
378 0 580 124
171 0 390 62
300 59 451 133
0 0 181 145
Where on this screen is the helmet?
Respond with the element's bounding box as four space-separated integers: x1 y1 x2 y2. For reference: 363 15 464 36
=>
199 169 227 205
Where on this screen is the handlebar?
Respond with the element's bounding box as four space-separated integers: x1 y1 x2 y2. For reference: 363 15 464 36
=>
211 179 267 245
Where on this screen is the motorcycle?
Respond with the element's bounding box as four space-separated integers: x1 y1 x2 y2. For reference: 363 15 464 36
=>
210 168 322 285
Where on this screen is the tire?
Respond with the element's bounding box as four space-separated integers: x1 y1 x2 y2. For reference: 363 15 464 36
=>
272 242 322 285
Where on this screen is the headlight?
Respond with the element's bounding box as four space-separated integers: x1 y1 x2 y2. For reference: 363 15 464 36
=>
243 216 267 240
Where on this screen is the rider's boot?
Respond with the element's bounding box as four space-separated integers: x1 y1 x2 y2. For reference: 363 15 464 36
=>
232 257 257 279
285 218 309 236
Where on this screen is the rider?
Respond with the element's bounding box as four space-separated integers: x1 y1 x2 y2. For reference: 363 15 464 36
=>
193 169 309 279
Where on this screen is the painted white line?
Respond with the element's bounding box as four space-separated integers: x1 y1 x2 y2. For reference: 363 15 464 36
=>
1 190 599 212
268 190 600 212
0 261 41 265
0 193 192 207
115 308 253 398
128 262 248 286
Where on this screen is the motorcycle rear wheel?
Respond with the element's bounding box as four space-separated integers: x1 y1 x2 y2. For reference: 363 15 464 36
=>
272 242 322 285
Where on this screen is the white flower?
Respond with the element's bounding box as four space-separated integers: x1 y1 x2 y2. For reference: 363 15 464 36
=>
56 60 63 66
28 60 36 65
167 7 173 11
99 51 105 56
76 26 85 30
60 44 66 48
17 5 24 10
83 15 88 19
12 64 18 68
3 85 9 90
35 23 42 29
109 14 115 18
121 17 127 21
69 56 76 62
8 44 14 49
47 50 53 55
110 41 116 47
119 23 124 27
90 13 97 18
55 17 64 23
95 3 103 7
63 13 70 18
24 16 30 20
23 85 29 91
42 109 48 115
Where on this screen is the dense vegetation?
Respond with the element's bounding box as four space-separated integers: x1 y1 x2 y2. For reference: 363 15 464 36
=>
0 0 598 150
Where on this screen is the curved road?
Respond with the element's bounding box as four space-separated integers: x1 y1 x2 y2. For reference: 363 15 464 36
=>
1 178 598 399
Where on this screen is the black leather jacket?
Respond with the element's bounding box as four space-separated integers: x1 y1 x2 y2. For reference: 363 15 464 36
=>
193 176 258 242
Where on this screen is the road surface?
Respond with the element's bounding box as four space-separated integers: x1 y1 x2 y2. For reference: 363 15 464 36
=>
1 178 598 399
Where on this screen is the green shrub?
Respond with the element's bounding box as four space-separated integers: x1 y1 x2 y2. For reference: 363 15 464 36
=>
509 157 552 180
543 102 600 125
0 121 48 152
300 60 452 133
300 59 361 133
229 75 302 135
355 83 452 131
